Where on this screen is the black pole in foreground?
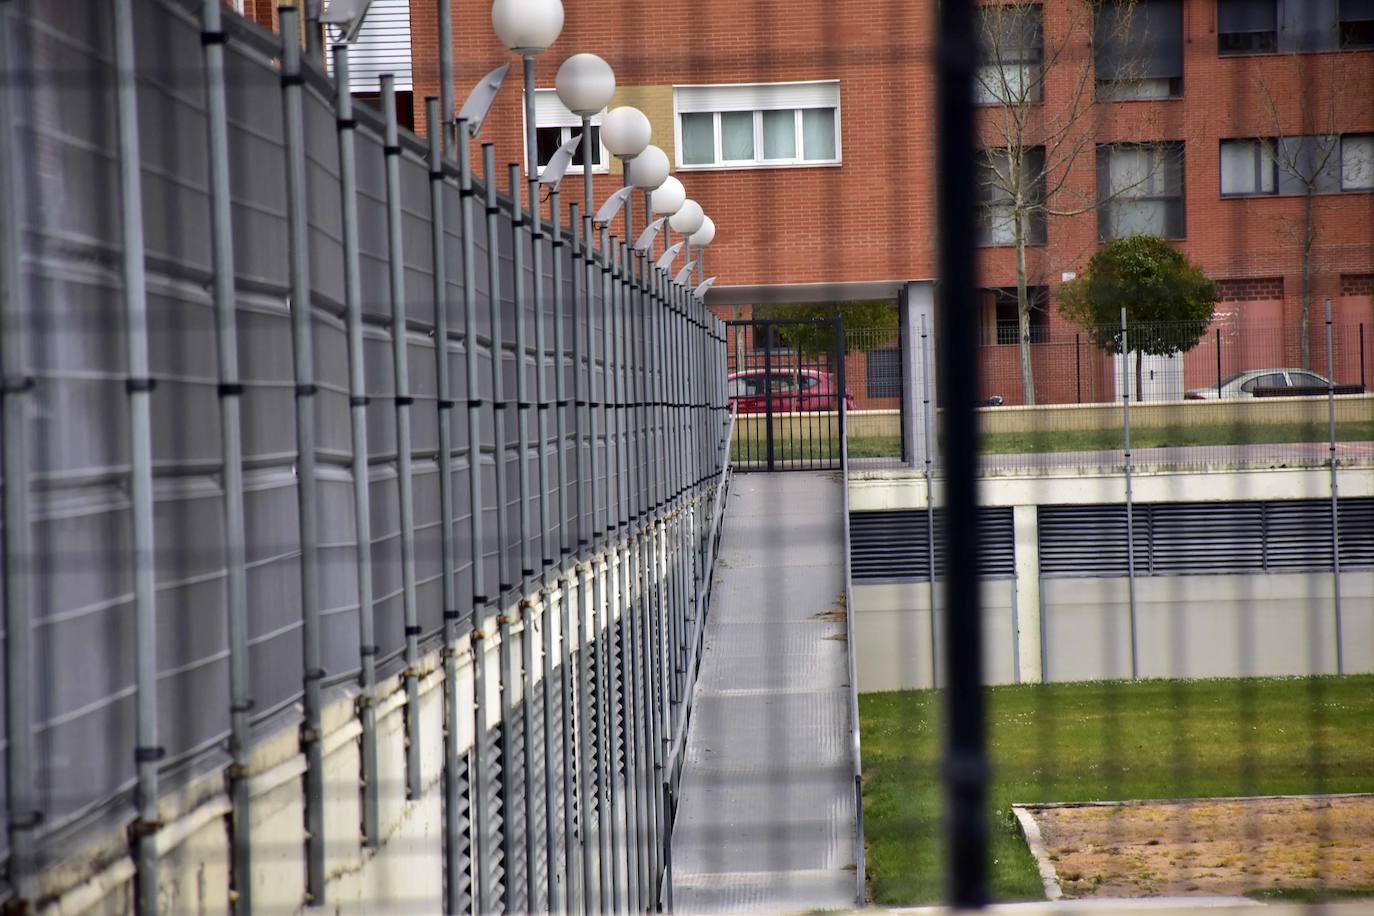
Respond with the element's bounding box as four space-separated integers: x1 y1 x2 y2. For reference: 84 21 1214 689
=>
935 0 989 906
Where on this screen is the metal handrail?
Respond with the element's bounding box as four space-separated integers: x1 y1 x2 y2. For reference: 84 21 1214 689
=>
840 397 866 906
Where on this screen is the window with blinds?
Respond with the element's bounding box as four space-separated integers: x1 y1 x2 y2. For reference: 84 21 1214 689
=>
1097 141 1186 240
1094 0 1183 100
331 0 412 92
674 81 841 169
1038 498 1374 577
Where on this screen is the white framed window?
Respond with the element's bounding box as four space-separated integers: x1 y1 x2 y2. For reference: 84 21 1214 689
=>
1342 133 1374 191
976 5 1043 105
1219 138 1277 196
673 81 841 170
1097 141 1186 239
523 89 610 177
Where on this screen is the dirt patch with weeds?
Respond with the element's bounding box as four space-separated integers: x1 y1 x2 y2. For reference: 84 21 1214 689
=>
1026 794 1374 899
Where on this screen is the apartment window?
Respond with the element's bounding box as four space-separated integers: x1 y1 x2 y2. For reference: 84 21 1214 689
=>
1217 0 1278 53
525 89 608 175
981 288 1049 346
976 147 1047 246
1219 139 1277 196
1275 135 1342 194
675 82 841 169
1344 0 1374 47
1342 134 1374 190
975 4 1043 105
1097 142 1185 240
1217 0 1353 53
1095 0 1183 100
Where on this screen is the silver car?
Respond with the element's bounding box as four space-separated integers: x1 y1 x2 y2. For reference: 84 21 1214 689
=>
1185 368 1332 400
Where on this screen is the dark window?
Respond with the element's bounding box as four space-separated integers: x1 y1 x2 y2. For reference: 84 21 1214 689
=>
1241 372 1287 392
865 348 902 398
976 4 1043 105
1282 0 1341 52
1343 0 1374 47
535 125 602 171
1217 0 1278 54
1095 0 1183 99
1275 135 1343 195
982 287 1049 346
1097 142 1186 239
1288 371 1328 387
976 147 1047 246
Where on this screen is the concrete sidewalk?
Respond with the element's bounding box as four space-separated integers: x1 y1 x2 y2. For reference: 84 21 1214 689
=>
670 471 857 912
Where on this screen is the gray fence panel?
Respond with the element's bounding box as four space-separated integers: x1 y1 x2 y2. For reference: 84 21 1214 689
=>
242 468 305 723
303 84 347 314
399 151 435 329
367 463 405 668
354 128 392 323
411 460 444 638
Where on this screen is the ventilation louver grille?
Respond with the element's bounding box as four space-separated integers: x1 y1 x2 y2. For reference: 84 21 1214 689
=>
849 508 1014 581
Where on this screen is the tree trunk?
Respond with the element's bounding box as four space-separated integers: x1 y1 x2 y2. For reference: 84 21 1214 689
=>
1300 190 1314 370
1014 215 1036 406
1135 349 1144 403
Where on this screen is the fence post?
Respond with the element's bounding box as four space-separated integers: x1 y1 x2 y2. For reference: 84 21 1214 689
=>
1216 327 1223 398
382 75 424 802
1075 332 1082 404
1121 309 1139 681
278 6 326 903
482 144 511 597
202 2 253 906
901 281 938 469
0 0 39 904
1325 298 1343 674
919 315 938 688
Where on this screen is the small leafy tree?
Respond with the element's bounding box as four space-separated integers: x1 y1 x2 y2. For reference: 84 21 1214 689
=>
1058 235 1217 401
764 300 897 358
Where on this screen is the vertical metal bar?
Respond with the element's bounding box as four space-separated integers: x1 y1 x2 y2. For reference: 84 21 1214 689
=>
510 163 535 588
549 190 572 914
1121 308 1139 680
437 0 453 152
1075 333 1082 404
1216 327 1223 398
529 182 553 576
1360 323 1366 391
484 144 512 598
1325 298 1343 674
499 611 521 914
278 10 327 901
472 627 492 914
457 113 487 914
457 123 485 606
332 42 381 854
382 75 423 800
426 97 466 916
202 4 252 906
521 598 539 912
920 316 938 687
114 3 163 907
934 0 988 902
763 322 775 471
0 0 38 903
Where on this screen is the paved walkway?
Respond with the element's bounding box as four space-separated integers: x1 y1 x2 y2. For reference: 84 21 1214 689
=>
670 471 857 912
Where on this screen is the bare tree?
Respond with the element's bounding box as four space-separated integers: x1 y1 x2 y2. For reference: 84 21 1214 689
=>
975 0 1164 404
1252 55 1371 369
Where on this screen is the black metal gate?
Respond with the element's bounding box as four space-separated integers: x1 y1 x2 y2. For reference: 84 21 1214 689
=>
725 317 847 471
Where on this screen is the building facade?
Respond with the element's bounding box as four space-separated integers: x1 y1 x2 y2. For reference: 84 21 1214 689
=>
252 0 1374 404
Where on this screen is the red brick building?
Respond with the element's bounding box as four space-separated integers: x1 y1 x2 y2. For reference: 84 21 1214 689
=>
251 1 1374 405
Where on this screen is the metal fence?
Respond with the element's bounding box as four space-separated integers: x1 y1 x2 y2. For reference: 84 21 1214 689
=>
0 0 729 911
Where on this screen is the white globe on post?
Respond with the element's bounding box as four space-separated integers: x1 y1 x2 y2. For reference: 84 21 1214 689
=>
600 106 652 159
555 53 615 116
630 144 670 190
491 0 564 53
651 176 686 215
688 215 716 248
668 198 704 236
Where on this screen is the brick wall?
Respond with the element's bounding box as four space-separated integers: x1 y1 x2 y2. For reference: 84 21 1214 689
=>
1217 277 1284 302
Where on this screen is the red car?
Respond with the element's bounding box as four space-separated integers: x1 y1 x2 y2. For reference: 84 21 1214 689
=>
727 368 856 414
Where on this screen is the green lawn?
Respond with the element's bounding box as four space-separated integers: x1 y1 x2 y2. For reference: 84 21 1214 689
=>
860 676 1374 906
982 420 1374 454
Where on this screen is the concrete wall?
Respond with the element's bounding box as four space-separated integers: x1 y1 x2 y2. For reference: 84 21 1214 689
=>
849 466 1374 693
851 579 1017 692
979 393 1374 436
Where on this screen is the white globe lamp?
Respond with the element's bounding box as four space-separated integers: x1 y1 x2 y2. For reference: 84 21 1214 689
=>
601 106 652 159
491 0 564 54
651 176 685 215
629 145 670 190
555 53 615 117
688 215 716 248
668 198 704 237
